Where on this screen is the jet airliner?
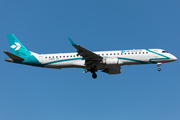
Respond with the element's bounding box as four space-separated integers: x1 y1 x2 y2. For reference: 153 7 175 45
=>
4 34 177 79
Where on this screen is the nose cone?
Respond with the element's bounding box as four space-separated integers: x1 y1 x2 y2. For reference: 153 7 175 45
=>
172 55 177 61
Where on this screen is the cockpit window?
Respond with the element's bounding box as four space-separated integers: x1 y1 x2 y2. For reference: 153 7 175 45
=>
162 51 168 53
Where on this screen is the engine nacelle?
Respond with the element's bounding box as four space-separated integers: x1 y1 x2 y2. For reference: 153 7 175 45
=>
103 57 123 65
102 67 121 74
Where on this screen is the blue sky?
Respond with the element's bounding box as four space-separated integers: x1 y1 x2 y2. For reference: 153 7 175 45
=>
0 0 179 120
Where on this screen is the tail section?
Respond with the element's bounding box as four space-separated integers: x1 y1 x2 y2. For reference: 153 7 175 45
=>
5 34 43 67
7 34 31 58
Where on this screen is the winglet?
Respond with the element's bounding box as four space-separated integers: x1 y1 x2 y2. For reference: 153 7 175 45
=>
68 37 77 46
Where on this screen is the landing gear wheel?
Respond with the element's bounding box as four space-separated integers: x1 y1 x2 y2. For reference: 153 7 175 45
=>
92 73 97 79
158 68 161 71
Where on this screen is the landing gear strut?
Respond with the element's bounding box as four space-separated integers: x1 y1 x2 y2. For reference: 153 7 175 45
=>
90 66 97 79
157 63 162 71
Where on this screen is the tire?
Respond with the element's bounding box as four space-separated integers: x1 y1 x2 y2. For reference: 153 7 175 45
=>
92 73 97 79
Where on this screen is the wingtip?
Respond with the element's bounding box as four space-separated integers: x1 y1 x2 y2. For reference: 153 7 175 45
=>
68 37 77 46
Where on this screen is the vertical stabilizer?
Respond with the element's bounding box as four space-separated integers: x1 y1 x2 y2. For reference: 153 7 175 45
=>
7 34 31 58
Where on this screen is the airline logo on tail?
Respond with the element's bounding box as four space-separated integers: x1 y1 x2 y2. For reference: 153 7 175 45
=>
10 42 21 51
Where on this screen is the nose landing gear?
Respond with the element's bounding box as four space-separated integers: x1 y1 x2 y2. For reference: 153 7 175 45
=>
157 63 162 71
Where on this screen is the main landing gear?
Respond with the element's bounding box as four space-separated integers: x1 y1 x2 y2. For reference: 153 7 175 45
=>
90 66 97 79
92 73 97 79
157 63 162 71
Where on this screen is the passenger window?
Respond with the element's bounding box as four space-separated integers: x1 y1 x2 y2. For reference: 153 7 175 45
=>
139 52 141 54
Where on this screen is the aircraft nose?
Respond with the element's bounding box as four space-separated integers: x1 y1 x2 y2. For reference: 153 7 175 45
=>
172 55 177 61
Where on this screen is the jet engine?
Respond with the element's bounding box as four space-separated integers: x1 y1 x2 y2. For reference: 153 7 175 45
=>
102 57 123 65
102 67 121 74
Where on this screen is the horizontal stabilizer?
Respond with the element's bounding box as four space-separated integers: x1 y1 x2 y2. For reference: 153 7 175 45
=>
3 51 25 61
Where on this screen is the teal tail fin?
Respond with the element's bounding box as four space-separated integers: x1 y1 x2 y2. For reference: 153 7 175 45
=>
7 34 31 58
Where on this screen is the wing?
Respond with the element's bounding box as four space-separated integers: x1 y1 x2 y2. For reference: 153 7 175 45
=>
68 38 103 65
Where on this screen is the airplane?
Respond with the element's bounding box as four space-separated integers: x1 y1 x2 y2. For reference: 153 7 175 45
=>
4 34 177 79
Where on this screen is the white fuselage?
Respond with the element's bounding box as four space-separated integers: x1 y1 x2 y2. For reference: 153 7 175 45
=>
32 49 177 69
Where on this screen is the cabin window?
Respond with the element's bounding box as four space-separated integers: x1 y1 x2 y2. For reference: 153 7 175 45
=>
124 53 126 55
106 54 108 55
121 53 123 55
128 53 130 54
135 52 137 54
63 56 65 58
117 53 119 55
110 53 112 55
139 52 141 54
45 57 47 59
49 56 51 58
146 52 148 54
67 56 68 57
132 53 133 54
102 54 104 56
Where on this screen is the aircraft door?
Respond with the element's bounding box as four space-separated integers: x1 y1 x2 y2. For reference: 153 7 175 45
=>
39 55 43 64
